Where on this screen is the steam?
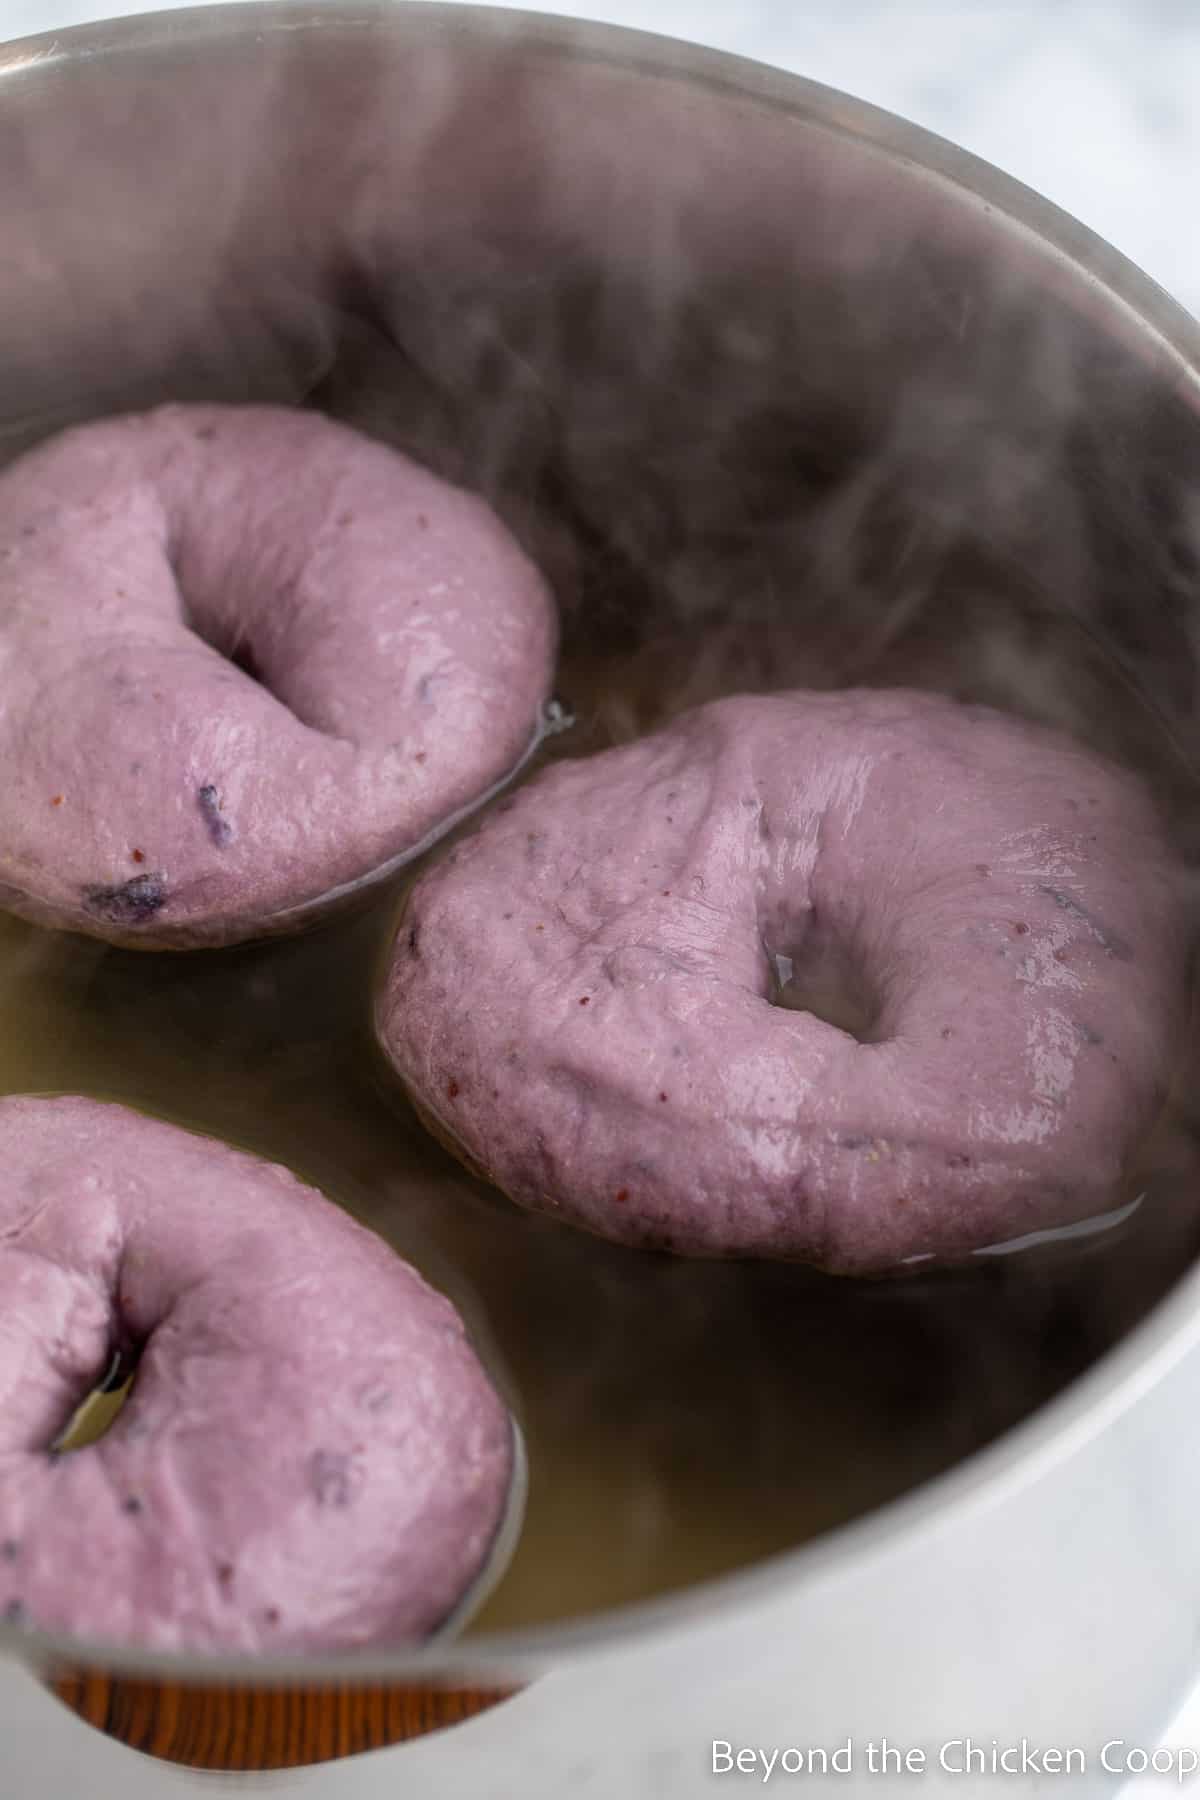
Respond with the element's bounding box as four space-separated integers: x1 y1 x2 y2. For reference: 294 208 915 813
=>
0 5 1198 1642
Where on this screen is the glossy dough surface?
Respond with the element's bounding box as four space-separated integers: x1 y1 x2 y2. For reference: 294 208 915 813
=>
0 405 556 946
379 690 1187 1272
0 1096 515 1652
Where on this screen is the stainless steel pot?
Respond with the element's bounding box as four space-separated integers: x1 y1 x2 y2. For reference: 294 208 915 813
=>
3 5 1200 1794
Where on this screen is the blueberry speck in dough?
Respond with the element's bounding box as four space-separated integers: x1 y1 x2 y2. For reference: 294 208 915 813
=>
197 784 233 847
83 872 167 924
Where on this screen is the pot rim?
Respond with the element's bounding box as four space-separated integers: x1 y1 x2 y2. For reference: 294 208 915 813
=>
2 0 1199 1687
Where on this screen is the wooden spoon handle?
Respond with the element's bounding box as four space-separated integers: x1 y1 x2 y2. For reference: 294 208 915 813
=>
47 1669 518 1769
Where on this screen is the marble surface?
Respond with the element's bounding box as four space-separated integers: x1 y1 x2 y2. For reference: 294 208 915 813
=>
2 0 1200 1791
2 0 1199 315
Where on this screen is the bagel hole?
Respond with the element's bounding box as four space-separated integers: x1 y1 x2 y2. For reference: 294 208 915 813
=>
51 1347 138 1455
768 943 882 1044
209 625 268 690
180 598 269 691
224 637 267 688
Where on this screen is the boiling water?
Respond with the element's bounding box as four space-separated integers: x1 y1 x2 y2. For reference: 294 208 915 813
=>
0 0 1199 1664
5 733 1198 1643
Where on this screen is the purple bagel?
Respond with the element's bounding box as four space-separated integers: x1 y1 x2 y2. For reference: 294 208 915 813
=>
378 689 1187 1273
0 404 556 946
0 1096 516 1653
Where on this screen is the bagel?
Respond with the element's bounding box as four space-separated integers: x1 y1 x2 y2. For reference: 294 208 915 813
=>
0 1096 518 1652
377 689 1187 1272
0 404 555 947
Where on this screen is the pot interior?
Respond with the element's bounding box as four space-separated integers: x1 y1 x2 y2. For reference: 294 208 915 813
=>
2 1 1200 1678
